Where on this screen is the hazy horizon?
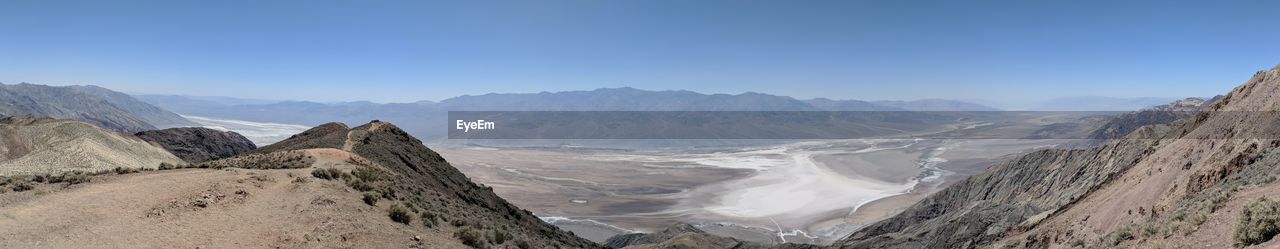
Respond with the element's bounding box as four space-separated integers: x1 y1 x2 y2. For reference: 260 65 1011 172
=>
3 1 1277 104
0 80 1197 110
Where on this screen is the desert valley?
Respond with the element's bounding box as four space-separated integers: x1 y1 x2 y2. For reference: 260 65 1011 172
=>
5 1 1280 248
6 66 1280 248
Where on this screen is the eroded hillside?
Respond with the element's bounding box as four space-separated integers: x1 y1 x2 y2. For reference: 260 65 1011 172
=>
0 116 184 175
835 66 1280 248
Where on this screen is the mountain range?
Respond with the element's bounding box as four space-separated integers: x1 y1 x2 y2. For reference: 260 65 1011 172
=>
4 66 1277 248
0 83 195 133
134 88 999 141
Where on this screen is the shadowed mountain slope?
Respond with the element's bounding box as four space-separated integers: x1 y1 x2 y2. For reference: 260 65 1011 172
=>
135 127 257 163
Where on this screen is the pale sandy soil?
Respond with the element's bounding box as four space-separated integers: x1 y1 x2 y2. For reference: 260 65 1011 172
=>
0 149 464 249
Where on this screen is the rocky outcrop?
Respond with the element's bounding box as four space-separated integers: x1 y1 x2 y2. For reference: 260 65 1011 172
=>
605 223 706 248
604 223 779 249
135 127 257 163
1087 97 1215 139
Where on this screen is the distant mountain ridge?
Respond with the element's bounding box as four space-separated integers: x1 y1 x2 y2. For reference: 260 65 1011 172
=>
0 83 196 132
1033 96 1181 111
135 87 998 141
1087 96 1219 139
871 99 1002 111
140 87 998 114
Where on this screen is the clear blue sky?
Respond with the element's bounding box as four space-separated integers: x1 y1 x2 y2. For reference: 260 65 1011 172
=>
1 0 1277 105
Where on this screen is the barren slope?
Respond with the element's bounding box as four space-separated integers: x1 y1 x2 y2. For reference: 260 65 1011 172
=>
0 116 184 176
0 149 466 248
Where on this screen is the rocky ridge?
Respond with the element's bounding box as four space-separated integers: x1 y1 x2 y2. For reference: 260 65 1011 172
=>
252 120 601 248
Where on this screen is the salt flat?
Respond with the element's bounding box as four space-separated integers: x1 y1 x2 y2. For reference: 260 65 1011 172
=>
181 115 311 145
436 138 1061 245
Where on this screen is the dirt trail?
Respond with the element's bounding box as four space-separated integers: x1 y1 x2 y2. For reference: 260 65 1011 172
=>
0 150 464 248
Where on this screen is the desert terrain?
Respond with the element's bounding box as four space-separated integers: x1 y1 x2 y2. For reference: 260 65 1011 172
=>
0 148 463 249
437 138 1065 245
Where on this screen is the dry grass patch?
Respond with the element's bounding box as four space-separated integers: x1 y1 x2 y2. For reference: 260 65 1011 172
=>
387 203 412 225
1235 197 1280 247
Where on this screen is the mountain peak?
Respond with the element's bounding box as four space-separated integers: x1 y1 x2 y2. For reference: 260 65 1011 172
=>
250 120 598 248
1215 66 1280 111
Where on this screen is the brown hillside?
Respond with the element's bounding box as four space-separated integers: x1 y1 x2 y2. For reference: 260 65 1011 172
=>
835 66 1280 248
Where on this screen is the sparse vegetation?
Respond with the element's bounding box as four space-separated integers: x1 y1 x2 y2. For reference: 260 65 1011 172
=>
158 162 180 170
362 192 379 206
454 227 487 248
515 239 533 249
10 179 34 192
56 172 92 184
1138 222 1160 238
201 151 312 170
490 229 512 245
1069 238 1085 248
311 168 346 180
1235 197 1280 247
352 167 382 182
347 179 375 192
421 212 439 228
1101 225 1134 246
2 171 97 192
387 204 413 225
113 167 139 174
450 218 468 227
